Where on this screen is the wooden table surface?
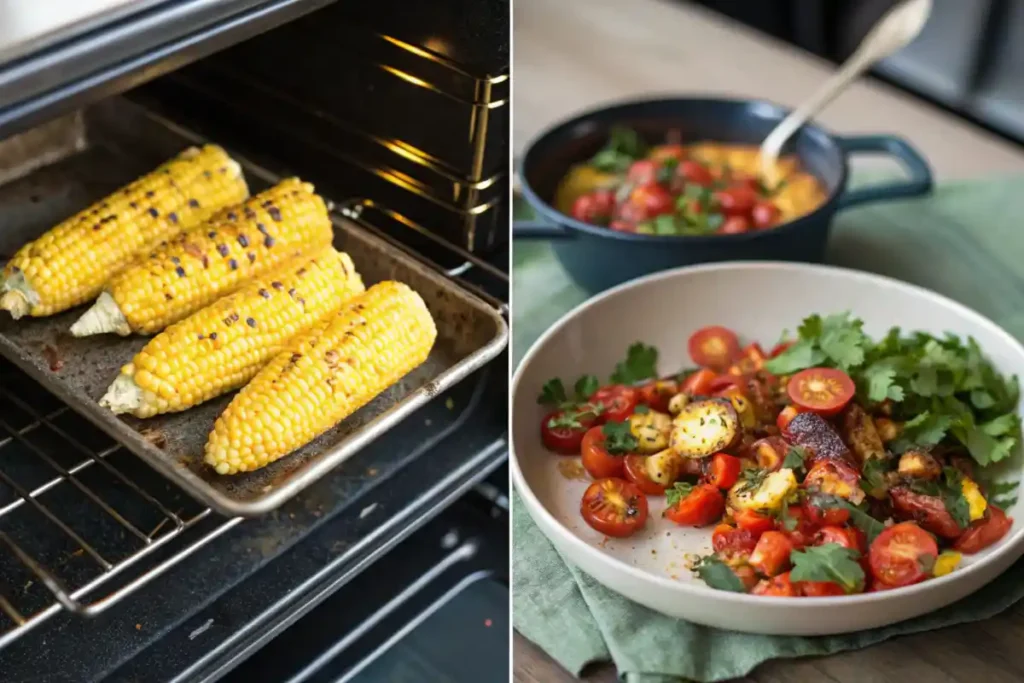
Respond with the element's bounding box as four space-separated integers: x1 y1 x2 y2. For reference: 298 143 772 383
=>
512 0 1024 680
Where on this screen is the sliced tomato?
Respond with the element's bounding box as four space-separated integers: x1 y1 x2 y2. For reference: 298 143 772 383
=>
626 159 658 185
717 216 751 235
708 374 744 394
868 521 939 588
712 524 759 553
580 478 649 538
954 505 1012 554
780 505 818 549
787 368 856 417
580 426 627 479
715 184 758 216
676 160 714 187
734 509 776 535
751 571 796 596
540 407 599 454
776 405 800 435
803 500 851 528
798 580 846 597
733 564 760 591
638 379 678 413
890 487 963 539
706 453 742 489
589 385 639 423
770 340 795 358
570 190 616 224
750 531 794 577
751 201 782 229
727 343 767 376
628 182 674 218
664 484 725 527
814 525 860 551
688 326 741 370
623 453 668 495
680 368 717 396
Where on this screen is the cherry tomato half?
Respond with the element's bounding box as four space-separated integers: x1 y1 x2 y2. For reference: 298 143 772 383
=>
954 505 1012 554
540 407 599 454
590 385 639 423
803 500 851 528
638 379 678 413
752 571 796 596
798 581 846 597
715 184 758 216
717 216 751 235
688 326 742 370
706 453 742 489
814 525 860 552
751 201 782 229
712 524 760 553
787 367 856 417
869 521 939 588
570 189 616 224
626 159 658 185
580 478 649 538
781 505 818 549
734 509 776 535
623 453 668 495
677 160 714 187
890 487 963 539
680 368 717 396
708 374 744 394
727 343 767 376
628 182 674 218
664 484 725 527
750 531 794 577
580 426 627 479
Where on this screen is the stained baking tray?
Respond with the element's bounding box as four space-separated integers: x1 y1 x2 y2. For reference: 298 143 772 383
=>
0 98 508 517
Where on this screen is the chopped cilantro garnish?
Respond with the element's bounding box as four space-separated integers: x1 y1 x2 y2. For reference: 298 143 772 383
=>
941 466 971 529
574 375 600 401
693 555 746 592
782 446 808 473
665 481 695 507
809 493 885 542
789 543 865 594
859 458 891 499
589 126 647 173
602 420 638 454
610 343 659 385
537 378 569 407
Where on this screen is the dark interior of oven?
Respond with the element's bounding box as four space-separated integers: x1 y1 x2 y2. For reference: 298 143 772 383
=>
0 1 509 681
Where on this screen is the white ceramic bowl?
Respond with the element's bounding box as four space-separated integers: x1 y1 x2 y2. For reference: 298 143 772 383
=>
511 262 1024 635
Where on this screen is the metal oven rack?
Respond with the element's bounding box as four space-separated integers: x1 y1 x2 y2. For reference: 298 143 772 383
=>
0 202 507 653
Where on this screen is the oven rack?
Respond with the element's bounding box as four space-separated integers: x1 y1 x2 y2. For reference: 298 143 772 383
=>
0 195 507 652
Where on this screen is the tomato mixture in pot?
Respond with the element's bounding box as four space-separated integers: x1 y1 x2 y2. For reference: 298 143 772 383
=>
536 313 1020 596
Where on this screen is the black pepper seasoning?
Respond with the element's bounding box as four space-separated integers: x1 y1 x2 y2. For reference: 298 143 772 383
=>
229 259 238 270
175 266 185 277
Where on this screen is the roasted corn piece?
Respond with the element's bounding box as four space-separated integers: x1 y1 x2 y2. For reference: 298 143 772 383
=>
1 145 247 318
71 178 332 337
205 280 437 475
100 247 363 417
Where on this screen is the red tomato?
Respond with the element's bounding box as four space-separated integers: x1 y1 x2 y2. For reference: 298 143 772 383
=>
589 385 639 423
708 374 743 394
615 200 649 225
626 159 658 185
889 487 963 539
540 407 599 454
751 571 796 596
580 426 627 479
750 531 795 576
570 191 614 224
677 160 714 186
733 565 760 591
680 368 718 396
664 484 725 527
868 521 939 588
649 144 688 163
734 509 776 535
776 405 800 435
954 505 1013 554
814 525 860 551
638 379 678 413
804 501 852 528
688 326 742 370
728 343 767 376
628 182 674 218
609 220 635 232
712 524 759 553
749 437 788 472
798 581 846 597
781 505 818 549
580 478 649 538
770 341 795 358
623 453 668 495
787 368 856 417
715 184 758 216
706 453 741 489
751 201 782 229
729 173 761 193
717 216 751 235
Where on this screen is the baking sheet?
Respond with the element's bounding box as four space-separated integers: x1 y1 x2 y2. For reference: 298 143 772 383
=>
0 97 508 516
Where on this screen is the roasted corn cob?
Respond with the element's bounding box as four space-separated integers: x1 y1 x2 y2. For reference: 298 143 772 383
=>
204 281 436 475
70 178 333 337
99 247 364 418
1 145 247 318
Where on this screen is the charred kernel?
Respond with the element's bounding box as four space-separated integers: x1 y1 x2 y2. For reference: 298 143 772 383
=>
272 281 284 290
129 201 138 209
171 256 181 265
175 266 186 277
288 288 297 297
268 207 282 222
246 317 256 328
216 244 229 257
208 231 217 239
203 170 212 178
229 259 238 270
256 223 268 234
258 288 270 298
238 234 249 247
201 255 209 268
290 353 301 363
261 200 273 208
148 208 159 218
146 191 155 198
198 333 204 340
102 215 115 223
209 332 218 340
168 212 179 224
264 236 276 247
247 252 256 263
227 212 238 221
230 313 239 322
220 166 227 174
244 207 256 219
223 316 233 326
189 198 200 208
164 293 173 301
93 223 102 231
297 268 307 276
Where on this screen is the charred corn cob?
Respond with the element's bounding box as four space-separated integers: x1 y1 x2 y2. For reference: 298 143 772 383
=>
70 178 332 337
204 281 436 475
99 247 364 418
1 145 247 318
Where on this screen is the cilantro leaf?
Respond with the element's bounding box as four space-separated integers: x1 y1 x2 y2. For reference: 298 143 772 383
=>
589 126 647 173
988 480 1020 508
789 543 865 594
809 493 885 542
981 413 1019 438
892 411 954 452
665 481 694 508
941 467 971 529
602 420 638 454
610 343 659 385
538 378 568 407
860 458 891 499
574 375 600 401
763 339 825 374
782 446 807 473
693 555 746 593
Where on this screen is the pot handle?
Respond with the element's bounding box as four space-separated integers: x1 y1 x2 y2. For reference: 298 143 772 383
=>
835 135 933 210
513 221 573 239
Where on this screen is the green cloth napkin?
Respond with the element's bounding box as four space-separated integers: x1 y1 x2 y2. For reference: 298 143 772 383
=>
512 173 1024 682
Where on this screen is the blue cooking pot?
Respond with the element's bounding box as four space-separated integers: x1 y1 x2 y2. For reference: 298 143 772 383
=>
515 97 933 293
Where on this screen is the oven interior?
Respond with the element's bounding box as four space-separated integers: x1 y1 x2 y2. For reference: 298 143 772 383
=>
0 1 509 680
